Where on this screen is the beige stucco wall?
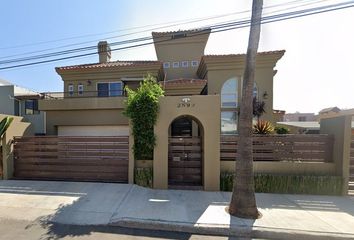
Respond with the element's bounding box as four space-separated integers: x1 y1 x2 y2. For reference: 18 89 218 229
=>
39 97 128 135
320 115 352 195
163 85 205 96
206 66 275 123
57 66 163 97
153 95 220 191
0 114 34 179
199 52 284 125
153 31 210 80
44 109 128 135
40 96 126 111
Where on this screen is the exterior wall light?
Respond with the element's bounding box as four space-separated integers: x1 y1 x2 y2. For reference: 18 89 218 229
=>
263 91 268 99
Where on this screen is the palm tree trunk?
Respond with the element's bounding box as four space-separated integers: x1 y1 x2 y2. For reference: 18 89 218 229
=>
229 0 263 219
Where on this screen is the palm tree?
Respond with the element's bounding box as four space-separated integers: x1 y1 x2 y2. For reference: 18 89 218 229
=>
0 117 13 138
228 0 263 219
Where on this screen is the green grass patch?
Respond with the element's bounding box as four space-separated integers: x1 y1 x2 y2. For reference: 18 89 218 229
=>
220 172 343 195
134 167 153 188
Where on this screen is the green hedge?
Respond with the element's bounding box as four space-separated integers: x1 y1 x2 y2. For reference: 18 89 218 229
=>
220 172 343 195
134 168 153 188
124 75 164 160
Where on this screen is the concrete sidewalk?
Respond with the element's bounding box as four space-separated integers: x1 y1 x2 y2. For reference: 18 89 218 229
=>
1 180 354 239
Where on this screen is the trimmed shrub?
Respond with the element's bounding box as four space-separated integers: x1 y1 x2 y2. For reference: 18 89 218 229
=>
275 126 290 134
134 167 153 188
220 172 343 195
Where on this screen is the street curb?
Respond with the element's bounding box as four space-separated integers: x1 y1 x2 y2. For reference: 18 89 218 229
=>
111 218 354 240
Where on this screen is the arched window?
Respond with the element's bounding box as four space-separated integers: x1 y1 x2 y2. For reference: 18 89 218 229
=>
221 78 238 108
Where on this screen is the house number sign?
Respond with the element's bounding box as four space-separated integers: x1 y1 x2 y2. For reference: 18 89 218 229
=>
177 97 195 108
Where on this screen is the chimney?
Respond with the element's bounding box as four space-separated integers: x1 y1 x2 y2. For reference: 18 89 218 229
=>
98 41 111 63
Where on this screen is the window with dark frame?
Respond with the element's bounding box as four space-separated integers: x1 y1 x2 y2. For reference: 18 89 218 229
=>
191 60 199 67
172 62 180 68
163 62 170 68
78 84 84 95
97 82 123 97
25 99 39 115
68 84 74 96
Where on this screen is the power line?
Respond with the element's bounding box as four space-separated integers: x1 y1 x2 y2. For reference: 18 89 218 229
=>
0 0 353 71
0 0 314 50
0 0 342 65
0 0 325 59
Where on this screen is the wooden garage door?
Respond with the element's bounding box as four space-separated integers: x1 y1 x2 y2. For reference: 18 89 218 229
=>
13 136 129 183
58 126 129 137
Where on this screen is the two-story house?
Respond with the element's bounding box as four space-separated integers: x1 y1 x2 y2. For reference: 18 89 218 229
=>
38 28 284 190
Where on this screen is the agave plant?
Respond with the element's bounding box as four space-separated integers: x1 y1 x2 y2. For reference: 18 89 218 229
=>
253 120 274 135
0 117 14 138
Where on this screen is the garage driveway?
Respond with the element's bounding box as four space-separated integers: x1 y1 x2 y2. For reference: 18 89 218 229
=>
0 180 133 225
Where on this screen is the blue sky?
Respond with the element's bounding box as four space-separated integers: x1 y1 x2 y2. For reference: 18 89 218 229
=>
0 0 353 113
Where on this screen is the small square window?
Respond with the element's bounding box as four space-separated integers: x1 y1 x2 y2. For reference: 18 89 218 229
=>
191 60 199 67
68 84 74 96
163 62 170 68
172 62 180 68
78 84 84 95
181 61 189 68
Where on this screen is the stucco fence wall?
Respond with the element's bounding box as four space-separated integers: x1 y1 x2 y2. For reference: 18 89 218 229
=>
320 115 352 194
148 110 351 193
1 114 33 179
219 115 351 194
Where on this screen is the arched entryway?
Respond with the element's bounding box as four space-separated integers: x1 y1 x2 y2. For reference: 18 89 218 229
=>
153 95 220 190
168 115 203 189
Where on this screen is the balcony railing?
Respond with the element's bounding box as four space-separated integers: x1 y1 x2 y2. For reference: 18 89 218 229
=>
41 90 126 100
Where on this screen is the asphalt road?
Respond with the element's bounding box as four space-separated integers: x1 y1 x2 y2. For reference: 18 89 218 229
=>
0 219 255 240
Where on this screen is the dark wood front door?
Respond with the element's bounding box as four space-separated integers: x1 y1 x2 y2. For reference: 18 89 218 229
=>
168 137 202 187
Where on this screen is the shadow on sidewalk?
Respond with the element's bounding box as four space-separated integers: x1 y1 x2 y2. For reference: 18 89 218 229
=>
255 193 354 217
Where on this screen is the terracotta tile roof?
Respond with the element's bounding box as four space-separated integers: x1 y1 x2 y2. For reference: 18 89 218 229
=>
56 60 162 71
152 28 211 37
203 50 285 58
161 78 207 87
